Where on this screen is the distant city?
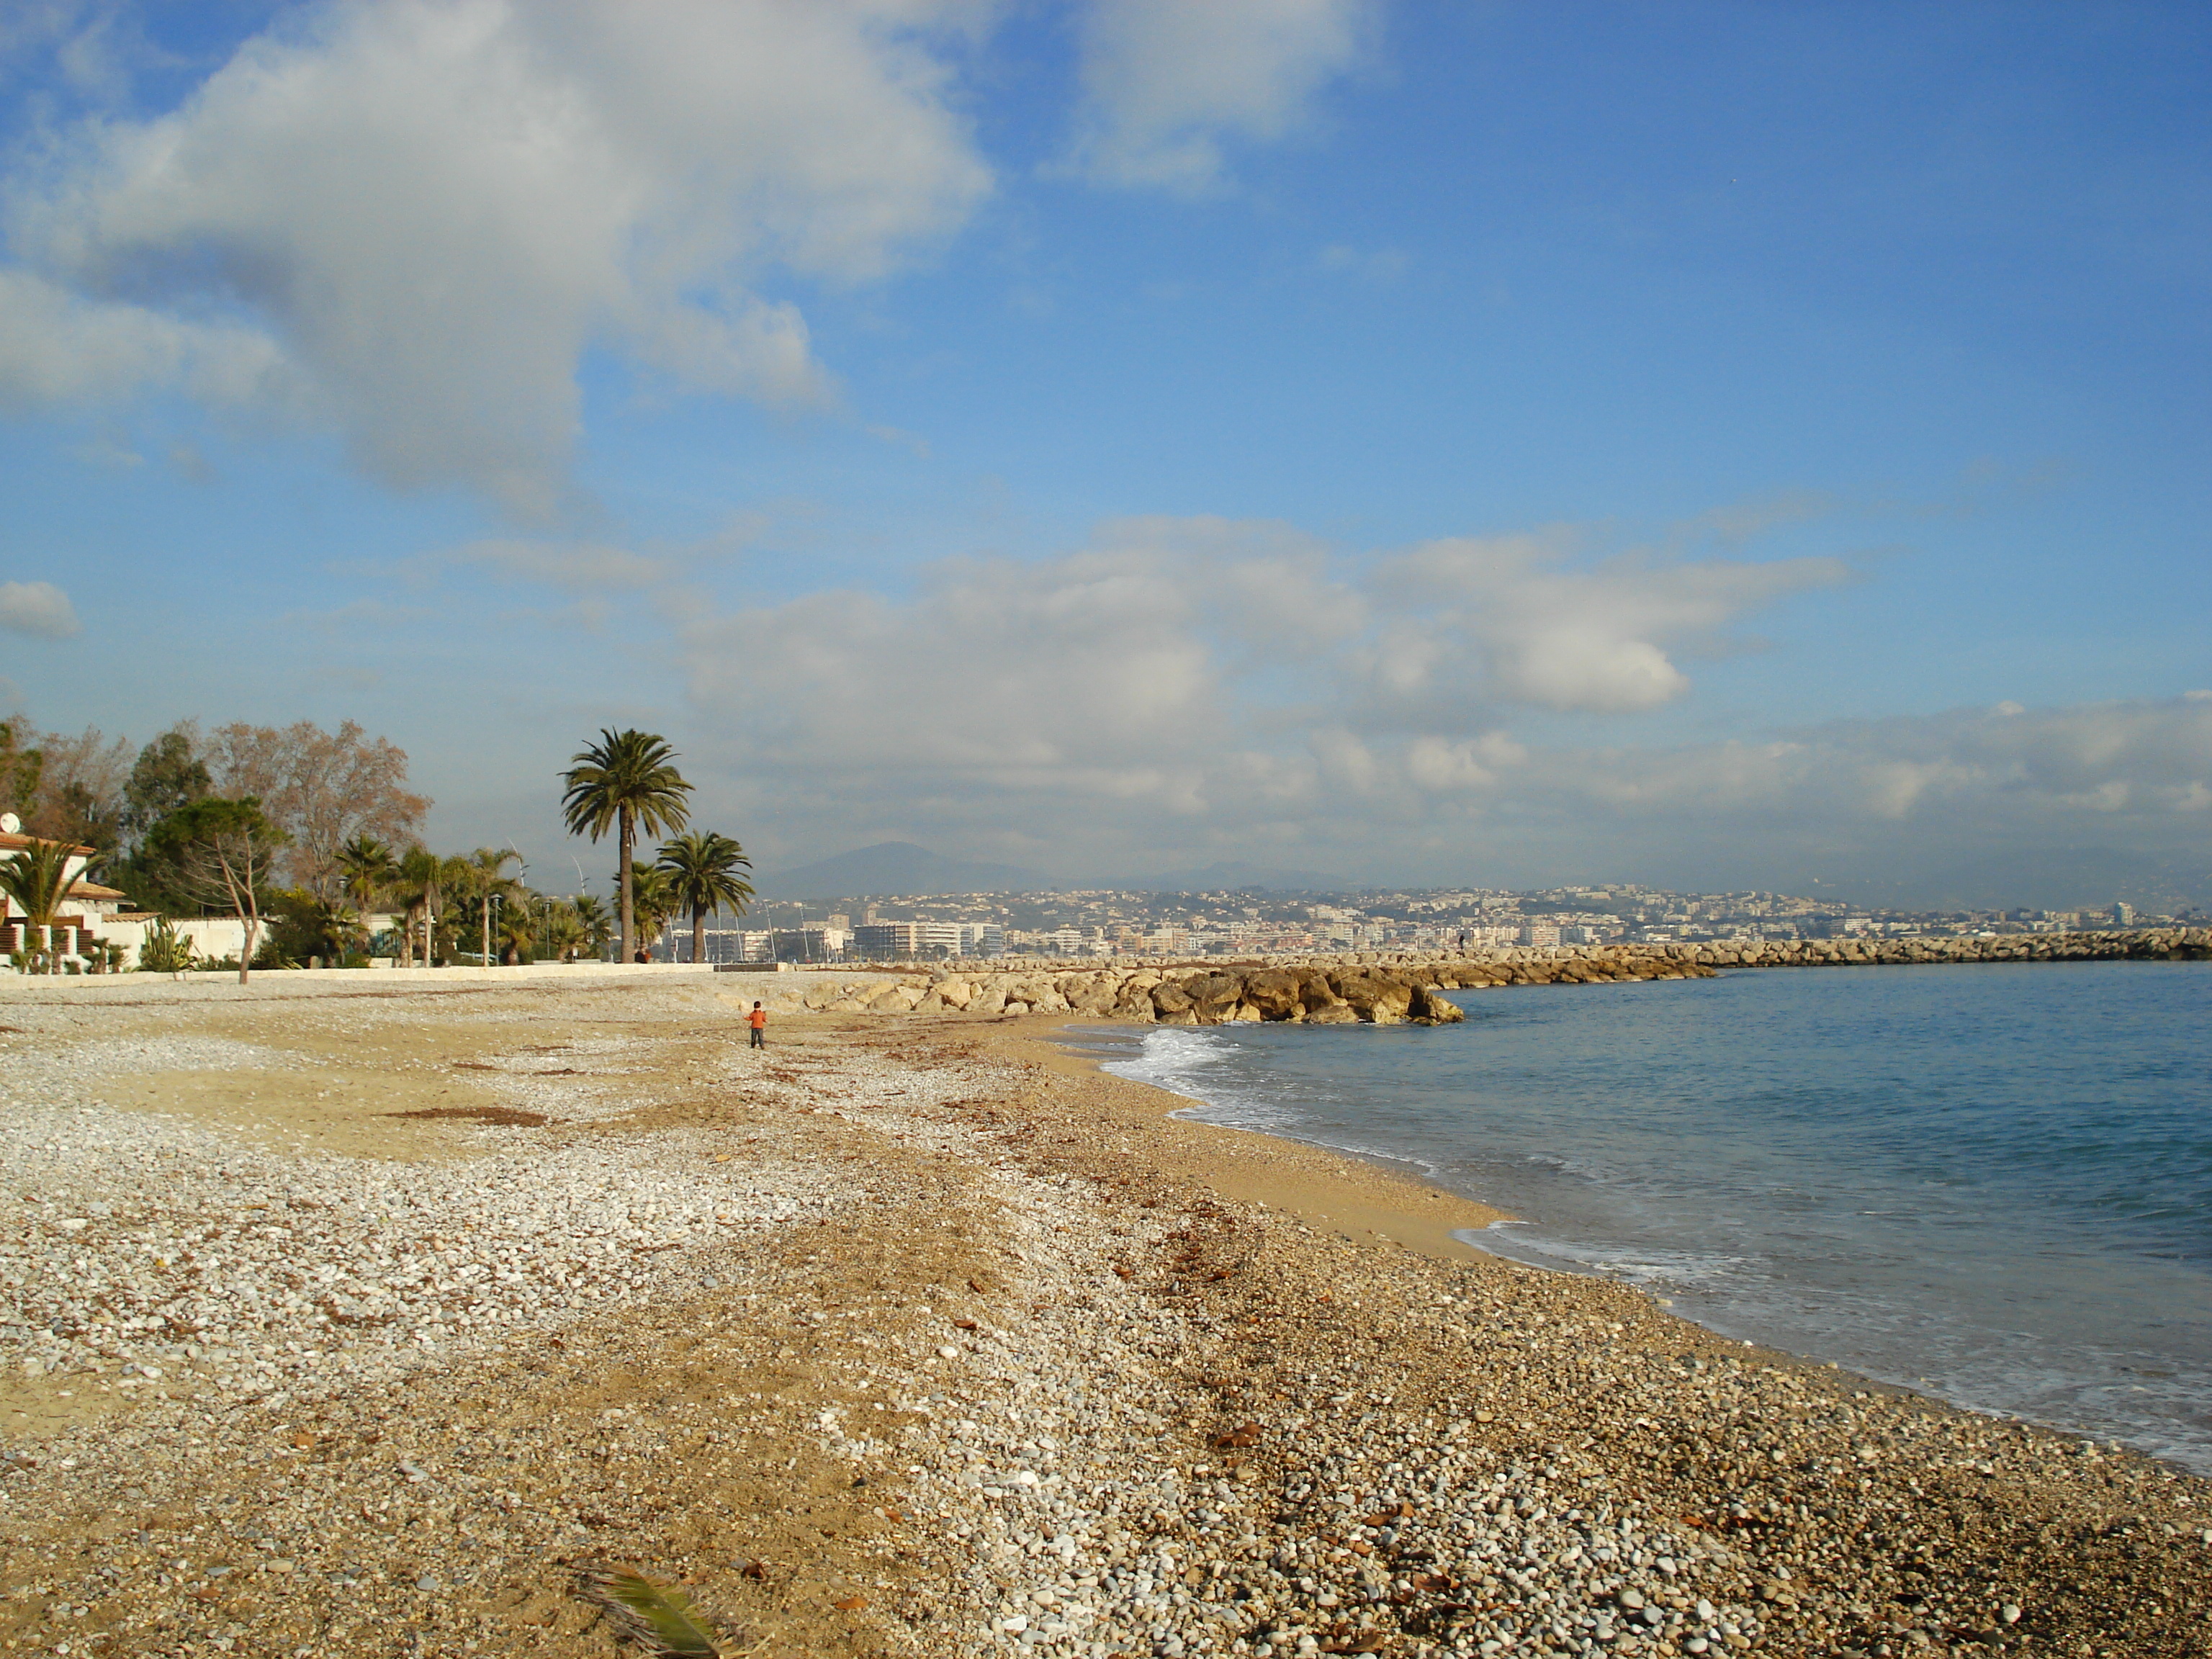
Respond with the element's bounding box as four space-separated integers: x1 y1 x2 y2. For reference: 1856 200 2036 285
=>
659 884 2205 965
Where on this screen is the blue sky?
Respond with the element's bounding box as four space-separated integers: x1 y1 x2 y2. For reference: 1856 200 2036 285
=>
0 1 2206 906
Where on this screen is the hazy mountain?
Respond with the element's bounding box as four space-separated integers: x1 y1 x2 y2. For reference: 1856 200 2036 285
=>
752 842 1048 900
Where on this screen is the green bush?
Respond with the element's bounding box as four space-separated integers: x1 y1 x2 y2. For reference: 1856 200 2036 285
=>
138 919 198 976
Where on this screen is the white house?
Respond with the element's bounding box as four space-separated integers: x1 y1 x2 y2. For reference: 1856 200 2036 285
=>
0 816 107 971
0 813 267 973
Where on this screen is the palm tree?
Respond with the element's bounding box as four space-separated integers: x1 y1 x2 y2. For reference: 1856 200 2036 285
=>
336 834 400 915
497 905 536 966
624 864 678 959
656 830 755 966
541 900 586 963
0 837 75 974
560 729 693 963
458 847 520 967
394 846 444 967
571 892 612 961
318 901 368 961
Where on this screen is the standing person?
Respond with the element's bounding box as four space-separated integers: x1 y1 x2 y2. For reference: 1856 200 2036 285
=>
747 1000 768 1049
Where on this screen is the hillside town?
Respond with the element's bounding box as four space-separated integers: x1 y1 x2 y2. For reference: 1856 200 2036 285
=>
688 884 2202 965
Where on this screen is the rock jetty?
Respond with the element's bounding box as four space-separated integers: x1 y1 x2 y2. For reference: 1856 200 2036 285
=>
795 956 1712 1027
782 926 2208 1027
1632 923 2211 971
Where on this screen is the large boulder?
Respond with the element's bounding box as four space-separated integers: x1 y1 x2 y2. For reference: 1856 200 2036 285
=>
1184 972 1247 1022
1066 976 1121 1016
1242 967 1305 1020
1328 968 1414 1022
1112 972 1159 1020
1408 983 1466 1024
1151 980 1195 1018
1299 972 1351 1019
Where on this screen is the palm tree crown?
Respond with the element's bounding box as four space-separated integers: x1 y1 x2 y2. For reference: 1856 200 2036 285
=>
336 834 400 917
0 837 76 974
561 729 691 961
657 830 755 966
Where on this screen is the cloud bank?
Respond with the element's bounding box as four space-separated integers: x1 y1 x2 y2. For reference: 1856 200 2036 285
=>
1 0 994 511
637 516 2208 902
0 0 1379 511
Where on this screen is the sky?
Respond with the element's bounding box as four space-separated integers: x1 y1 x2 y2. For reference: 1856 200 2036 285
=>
0 0 2206 908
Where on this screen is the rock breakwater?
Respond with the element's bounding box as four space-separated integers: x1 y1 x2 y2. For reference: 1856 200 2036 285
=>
783 927 2207 1028
1640 923 2211 970
796 955 1712 1028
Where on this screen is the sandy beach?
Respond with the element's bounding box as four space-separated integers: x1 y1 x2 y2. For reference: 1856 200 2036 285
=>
1 974 2206 1658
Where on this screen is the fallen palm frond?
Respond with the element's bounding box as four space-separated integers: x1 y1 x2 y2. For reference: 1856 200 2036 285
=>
586 1567 725 1658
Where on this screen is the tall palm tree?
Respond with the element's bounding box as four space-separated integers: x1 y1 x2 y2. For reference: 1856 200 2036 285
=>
459 847 520 968
436 853 473 962
0 837 75 974
395 845 444 967
657 830 755 966
560 729 692 962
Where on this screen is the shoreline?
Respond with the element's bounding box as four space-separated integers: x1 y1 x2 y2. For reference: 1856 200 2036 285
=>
2 981 2206 1658
1040 1019 1922 1412
1035 1018 1519 1260
1058 974 2212 1479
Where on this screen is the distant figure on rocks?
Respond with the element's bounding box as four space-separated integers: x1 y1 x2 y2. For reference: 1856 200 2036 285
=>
747 1001 768 1049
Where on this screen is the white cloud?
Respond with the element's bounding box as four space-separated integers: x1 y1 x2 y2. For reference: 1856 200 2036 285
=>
0 269 288 408
1065 0 1372 191
0 579 81 638
665 512 1853 870
1359 531 1849 716
3 0 994 511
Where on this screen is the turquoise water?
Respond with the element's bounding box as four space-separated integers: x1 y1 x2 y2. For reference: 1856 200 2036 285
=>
1079 961 2212 1470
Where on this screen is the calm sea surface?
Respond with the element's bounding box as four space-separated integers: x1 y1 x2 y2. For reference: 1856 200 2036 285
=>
1071 961 2212 1470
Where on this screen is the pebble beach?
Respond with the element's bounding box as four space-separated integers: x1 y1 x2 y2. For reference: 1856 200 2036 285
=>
1 972 2207 1658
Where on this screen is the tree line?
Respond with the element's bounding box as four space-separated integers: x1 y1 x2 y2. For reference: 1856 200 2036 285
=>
0 717 751 978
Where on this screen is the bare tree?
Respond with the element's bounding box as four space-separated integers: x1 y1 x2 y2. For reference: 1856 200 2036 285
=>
142 799 287 985
0 718 40 821
205 721 431 900
22 727 134 856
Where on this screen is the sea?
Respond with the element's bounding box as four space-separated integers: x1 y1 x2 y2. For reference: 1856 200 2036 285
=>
1069 959 2212 1473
